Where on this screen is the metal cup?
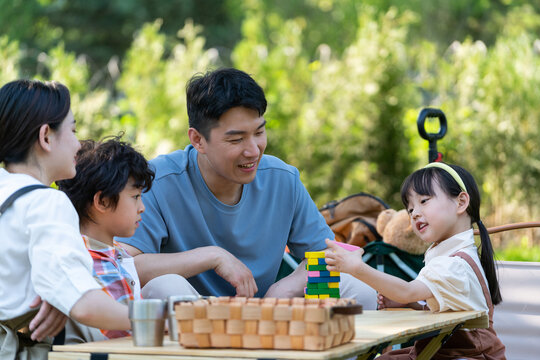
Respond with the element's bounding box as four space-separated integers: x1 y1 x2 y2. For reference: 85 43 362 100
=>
129 299 167 346
167 295 200 341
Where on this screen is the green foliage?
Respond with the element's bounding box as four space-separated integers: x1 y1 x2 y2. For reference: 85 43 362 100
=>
496 238 540 262
1 0 540 251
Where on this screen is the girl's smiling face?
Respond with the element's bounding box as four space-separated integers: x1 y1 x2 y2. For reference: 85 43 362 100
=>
406 179 462 245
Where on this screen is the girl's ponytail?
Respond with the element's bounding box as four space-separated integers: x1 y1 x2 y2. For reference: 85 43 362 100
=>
477 219 502 305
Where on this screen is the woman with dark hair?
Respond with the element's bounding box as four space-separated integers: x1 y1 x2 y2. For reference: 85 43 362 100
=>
0 80 130 358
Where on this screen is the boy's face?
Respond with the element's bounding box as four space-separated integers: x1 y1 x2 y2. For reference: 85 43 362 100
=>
195 106 267 187
105 178 145 238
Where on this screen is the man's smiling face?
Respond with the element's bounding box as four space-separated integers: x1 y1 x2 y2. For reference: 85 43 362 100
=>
197 106 267 187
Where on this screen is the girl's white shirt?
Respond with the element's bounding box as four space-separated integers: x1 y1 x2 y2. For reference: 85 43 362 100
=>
416 229 490 313
0 168 100 320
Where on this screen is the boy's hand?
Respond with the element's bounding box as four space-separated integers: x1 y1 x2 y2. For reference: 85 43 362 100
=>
214 248 258 297
377 293 408 310
324 239 365 275
28 296 67 341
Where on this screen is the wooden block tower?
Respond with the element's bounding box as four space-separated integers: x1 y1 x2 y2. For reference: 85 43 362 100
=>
304 251 340 299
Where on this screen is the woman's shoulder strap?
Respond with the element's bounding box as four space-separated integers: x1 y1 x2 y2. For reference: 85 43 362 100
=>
0 184 49 216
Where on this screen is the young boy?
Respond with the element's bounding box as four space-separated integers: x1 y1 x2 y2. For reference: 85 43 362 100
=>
58 137 198 343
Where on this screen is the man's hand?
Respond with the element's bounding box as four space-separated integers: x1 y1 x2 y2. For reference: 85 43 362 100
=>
28 296 67 342
214 248 258 297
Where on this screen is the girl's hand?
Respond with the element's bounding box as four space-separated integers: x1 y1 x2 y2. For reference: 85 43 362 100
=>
377 293 408 310
324 239 365 275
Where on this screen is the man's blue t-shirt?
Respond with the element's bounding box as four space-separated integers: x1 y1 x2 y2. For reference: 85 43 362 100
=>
120 145 332 296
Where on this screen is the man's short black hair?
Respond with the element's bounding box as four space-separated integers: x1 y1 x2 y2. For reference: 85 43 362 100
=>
186 68 267 139
58 136 154 224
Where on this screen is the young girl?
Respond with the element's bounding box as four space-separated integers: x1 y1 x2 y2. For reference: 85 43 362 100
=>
325 162 506 359
0 80 130 358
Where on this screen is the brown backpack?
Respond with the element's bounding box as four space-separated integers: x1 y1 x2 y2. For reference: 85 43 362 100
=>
320 193 390 248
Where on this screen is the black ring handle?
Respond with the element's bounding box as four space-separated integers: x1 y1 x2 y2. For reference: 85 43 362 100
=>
417 108 447 142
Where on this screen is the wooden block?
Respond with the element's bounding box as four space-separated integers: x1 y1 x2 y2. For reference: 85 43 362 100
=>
305 251 325 258
305 288 340 296
195 334 211 348
247 297 261 304
260 335 273 349
307 258 326 265
291 335 304 350
212 320 226 334
292 305 305 321
275 320 289 335
322 298 339 306
304 294 319 299
261 303 273 320
273 304 292 321
304 336 325 350
229 302 242 319
207 304 230 319
306 264 328 271
244 320 258 334
175 303 195 320
226 319 245 334
274 335 291 349
319 294 330 299
230 334 242 348
179 333 198 348
242 334 261 349
210 334 230 348
305 322 329 336
289 320 306 335
277 298 291 305
217 296 231 303
307 276 340 283
305 304 329 323
193 319 212 334
178 320 193 333
242 304 261 320
258 320 275 335
328 282 340 288
307 282 319 289
307 270 340 277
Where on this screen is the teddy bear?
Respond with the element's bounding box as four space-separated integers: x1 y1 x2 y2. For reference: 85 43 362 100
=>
375 208 429 255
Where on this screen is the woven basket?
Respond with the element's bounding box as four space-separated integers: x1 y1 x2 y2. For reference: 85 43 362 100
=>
174 296 360 350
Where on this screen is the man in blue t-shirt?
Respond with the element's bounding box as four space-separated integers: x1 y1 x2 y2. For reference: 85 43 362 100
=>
119 68 376 306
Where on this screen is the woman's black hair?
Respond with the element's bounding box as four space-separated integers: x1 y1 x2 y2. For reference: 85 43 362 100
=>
400 163 502 305
57 135 155 224
0 79 70 164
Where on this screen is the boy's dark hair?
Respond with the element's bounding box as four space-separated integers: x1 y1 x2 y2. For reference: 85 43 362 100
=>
0 79 70 164
186 68 267 140
57 136 155 224
400 164 502 305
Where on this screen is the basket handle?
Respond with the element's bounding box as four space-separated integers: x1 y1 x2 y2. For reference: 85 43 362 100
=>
473 221 540 235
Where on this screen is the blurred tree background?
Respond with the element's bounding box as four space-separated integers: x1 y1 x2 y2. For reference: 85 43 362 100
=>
1 0 540 253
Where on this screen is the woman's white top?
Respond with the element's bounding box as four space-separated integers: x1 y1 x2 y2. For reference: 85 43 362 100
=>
0 168 100 320
416 229 490 313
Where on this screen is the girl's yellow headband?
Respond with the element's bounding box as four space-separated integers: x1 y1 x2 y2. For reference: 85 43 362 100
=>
424 162 467 193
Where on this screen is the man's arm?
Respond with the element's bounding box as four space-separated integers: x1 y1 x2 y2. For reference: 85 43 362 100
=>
120 243 258 298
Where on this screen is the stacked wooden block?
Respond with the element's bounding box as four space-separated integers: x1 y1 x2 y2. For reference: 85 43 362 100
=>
174 297 356 350
305 251 340 299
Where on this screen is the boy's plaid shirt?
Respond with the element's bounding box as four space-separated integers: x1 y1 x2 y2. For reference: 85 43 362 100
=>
82 235 141 339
